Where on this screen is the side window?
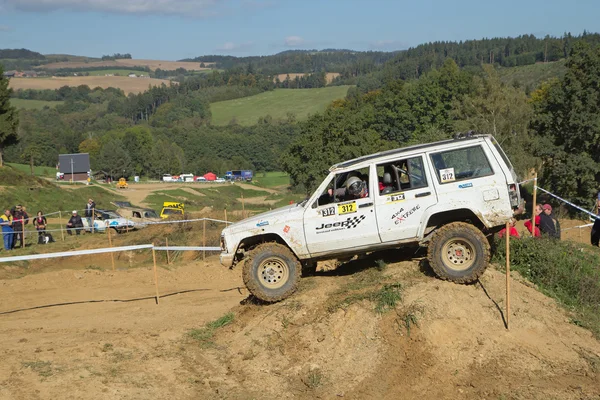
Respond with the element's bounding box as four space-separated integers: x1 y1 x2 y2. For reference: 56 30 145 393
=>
377 156 428 195
133 211 141 218
313 167 370 207
430 145 494 184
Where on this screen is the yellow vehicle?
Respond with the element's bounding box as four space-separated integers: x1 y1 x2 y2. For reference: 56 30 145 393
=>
116 178 128 189
160 202 184 219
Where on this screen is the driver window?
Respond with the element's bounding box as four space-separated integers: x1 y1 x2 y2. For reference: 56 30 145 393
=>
133 212 141 218
313 167 370 208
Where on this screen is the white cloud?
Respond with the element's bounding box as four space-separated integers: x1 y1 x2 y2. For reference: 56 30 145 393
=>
284 36 304 47
2 0 226 17
215 41 253 52
369 39 409 51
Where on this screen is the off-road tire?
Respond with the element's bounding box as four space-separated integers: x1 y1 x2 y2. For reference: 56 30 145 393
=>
243 243 301 303
427 222 490 283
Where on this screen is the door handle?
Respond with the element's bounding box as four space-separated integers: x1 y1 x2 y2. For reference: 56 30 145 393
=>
359 202 373 208
415 192 431 198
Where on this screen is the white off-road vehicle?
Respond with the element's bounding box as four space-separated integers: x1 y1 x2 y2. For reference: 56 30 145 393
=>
220 133 523 302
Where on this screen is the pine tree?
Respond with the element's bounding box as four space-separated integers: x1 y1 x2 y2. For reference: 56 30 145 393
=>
0 65 19 166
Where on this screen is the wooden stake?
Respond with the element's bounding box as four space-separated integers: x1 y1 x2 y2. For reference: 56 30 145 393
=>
203 219 206 264
505 221 511 329
530 173 538 237
241 193 245 219
152 243 160 305
107 224 115 271
91 207 95 234
21 221 25 249
166 237 170 265
59 211 65 241
224 208 228 223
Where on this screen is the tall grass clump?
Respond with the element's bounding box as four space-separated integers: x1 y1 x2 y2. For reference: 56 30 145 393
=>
493 237 600 337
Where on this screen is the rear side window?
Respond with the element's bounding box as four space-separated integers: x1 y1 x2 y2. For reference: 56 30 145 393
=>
430 145 494 184
377 155 428 195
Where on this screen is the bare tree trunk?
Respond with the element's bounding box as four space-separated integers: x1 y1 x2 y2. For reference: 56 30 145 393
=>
30 154 34 175
0 147 4 167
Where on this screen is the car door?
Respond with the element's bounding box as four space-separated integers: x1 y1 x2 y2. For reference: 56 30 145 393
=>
303 166 381 256
374 155 438 242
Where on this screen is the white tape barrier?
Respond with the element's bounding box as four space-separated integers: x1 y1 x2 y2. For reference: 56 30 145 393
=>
140 217 232 226
518 178 537 185
537 187 599 221
0 244 154 263
561 223 594 233
154 246 221 251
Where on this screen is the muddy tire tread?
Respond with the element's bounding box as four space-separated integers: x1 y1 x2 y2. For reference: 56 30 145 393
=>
242 243 301 303
427 222 490 284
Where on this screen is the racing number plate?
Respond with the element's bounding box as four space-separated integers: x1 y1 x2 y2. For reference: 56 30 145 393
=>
337 202 357 215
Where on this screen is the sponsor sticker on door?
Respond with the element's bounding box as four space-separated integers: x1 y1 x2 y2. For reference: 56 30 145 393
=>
387 193 405 203
321 206 335 217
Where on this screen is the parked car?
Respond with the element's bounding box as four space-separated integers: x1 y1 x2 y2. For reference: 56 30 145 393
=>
215 178 226 183
111 201 161 225
162 174 175 182
195 176 207 182
82 209 138 233
219 133 523 303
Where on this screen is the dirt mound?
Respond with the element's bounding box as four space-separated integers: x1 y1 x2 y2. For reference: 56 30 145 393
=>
1 253 599 399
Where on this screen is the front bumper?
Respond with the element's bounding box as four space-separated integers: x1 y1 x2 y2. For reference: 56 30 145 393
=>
220 252 234 268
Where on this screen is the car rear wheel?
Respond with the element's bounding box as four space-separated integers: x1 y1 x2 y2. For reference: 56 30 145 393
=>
428 222 490 283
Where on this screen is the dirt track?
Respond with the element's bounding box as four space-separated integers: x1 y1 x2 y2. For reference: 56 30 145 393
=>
1 252 599 399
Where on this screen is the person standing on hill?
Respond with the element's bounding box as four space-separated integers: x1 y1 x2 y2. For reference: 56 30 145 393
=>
34 211 48 244
84 198 96 231
542 204 561 239
592 191 600 247
0 209 14 250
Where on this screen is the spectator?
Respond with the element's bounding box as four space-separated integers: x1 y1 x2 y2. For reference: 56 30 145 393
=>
538 204 557 238
0 209 14 250
498 218 520 239
34 211 47 244
542 204 561 239
592 191 600 247
66 210 84 235
524 204 542 237
11 205 29 248
84 198 95 225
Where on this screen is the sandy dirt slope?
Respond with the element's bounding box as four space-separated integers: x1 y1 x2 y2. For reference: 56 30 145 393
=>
1 253 599 400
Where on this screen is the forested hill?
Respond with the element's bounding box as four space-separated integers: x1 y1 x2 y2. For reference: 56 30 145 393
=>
0 49 46 60
183 49 399 76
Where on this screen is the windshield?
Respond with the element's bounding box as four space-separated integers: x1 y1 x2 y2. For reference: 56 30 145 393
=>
163 208 182 215
102 211 121 219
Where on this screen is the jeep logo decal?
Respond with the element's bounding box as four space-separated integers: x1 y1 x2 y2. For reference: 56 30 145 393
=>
316 215 366 234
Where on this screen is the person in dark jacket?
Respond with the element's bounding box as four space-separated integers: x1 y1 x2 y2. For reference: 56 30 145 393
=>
542 204 561 239
12 205 29 248
84 198 96 226
592 192 600 247
538 204 557 238
34 211 48 244
66 210 84 235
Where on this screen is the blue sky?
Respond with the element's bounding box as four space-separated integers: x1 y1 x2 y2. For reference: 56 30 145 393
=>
0 0 598 60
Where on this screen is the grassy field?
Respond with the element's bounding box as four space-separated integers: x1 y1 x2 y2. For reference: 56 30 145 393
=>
38 59 213 71
497 60 567 90
6 163 57 177
8 76 173 95
0 166 125 214
251 171 290 188
9 99 64 110
210 86 351 126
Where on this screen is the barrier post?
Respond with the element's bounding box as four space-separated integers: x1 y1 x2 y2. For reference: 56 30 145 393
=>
91 207 95 234
152 243 160 304
59 211 65 241
21 222 25 249
224 208 228 224
203 219 206 264
166 237 170 265
241 193 245 219
107 225 115 271
505 221 511 329
531 173 538 237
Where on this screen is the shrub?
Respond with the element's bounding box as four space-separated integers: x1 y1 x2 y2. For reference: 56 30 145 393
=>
493 237 600 337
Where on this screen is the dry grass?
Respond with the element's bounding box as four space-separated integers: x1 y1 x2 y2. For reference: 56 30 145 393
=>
38 59 214 71
273 72 340 84
9 76 174 95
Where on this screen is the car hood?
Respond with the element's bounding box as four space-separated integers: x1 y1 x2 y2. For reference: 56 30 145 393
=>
225 204 304 234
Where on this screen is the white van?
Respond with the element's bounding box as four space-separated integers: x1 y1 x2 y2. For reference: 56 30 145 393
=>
180 173 195 182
